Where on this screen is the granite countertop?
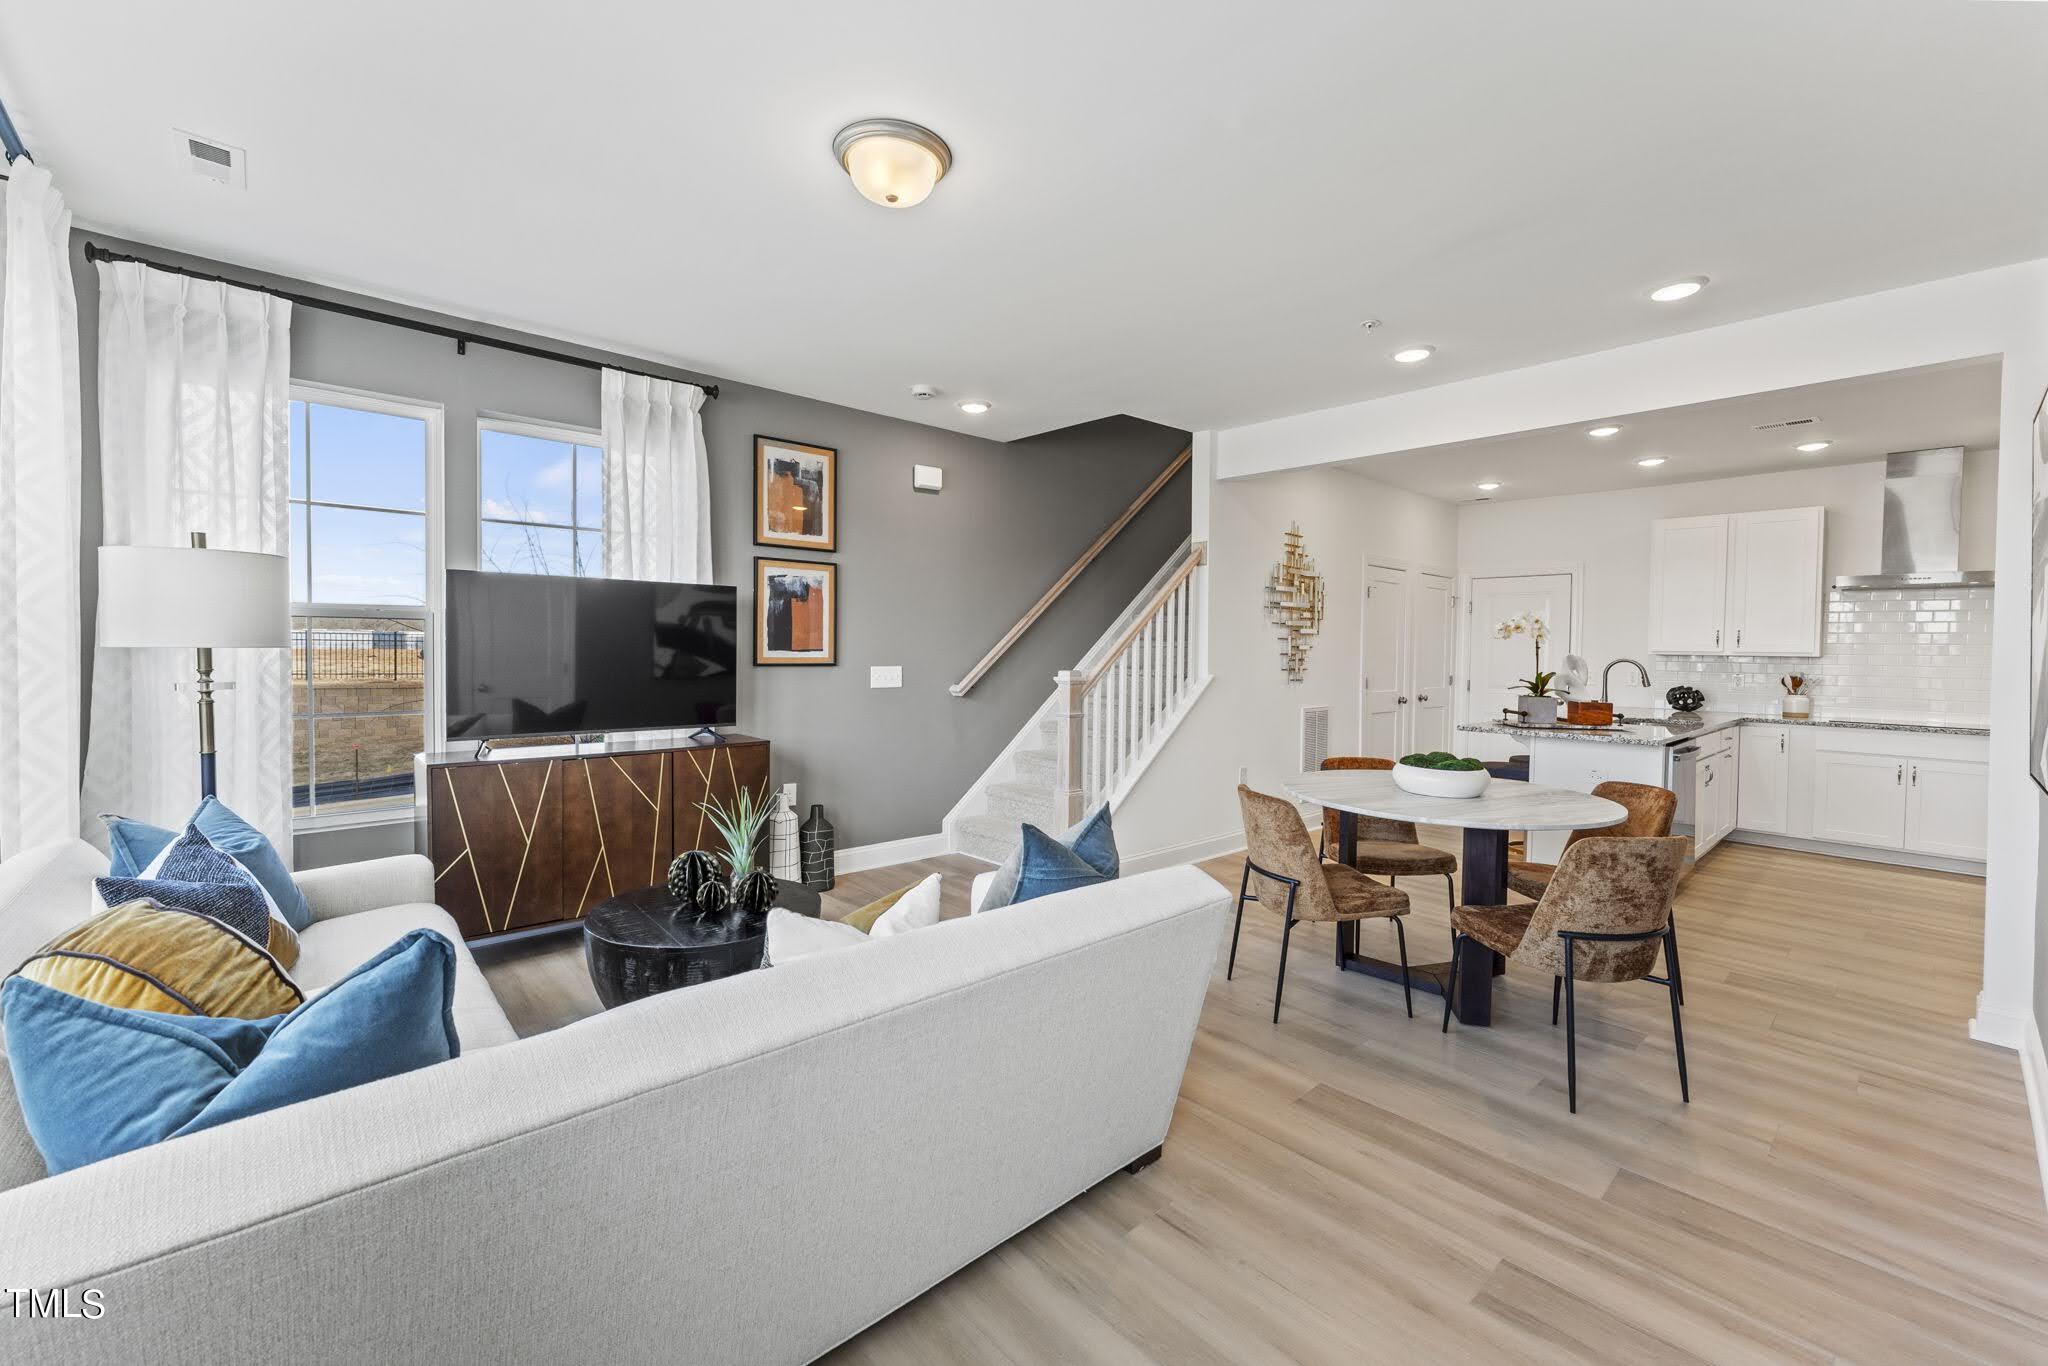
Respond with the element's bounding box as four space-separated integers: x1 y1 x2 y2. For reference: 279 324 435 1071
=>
1456 710 1990 749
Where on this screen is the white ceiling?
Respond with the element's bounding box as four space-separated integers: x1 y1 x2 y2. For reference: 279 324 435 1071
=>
4 2 2046 442
1337 358 2003 503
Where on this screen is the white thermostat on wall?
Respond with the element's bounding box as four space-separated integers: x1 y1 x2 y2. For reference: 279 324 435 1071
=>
912 464 944 493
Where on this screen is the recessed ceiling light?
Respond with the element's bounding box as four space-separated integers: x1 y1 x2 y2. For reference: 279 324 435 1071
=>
1475 481 1501 491
957 400 991 415
1636 456 1667 468
833 118 952 208
1795 440 1831 453
1392 346 1435 364
1649 276 1708 303
1587 425 1622 438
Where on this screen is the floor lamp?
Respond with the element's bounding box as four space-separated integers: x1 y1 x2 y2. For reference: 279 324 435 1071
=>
97 532 290 801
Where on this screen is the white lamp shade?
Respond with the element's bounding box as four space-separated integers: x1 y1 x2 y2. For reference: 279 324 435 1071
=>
96 545 290 649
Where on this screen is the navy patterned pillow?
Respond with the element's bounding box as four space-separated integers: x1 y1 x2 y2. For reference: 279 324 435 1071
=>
95 825 275 949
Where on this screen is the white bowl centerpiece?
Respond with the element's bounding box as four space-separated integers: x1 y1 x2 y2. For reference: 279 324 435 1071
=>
1391 752 1491 799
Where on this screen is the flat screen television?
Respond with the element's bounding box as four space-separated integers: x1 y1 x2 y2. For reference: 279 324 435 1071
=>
444 570 738 740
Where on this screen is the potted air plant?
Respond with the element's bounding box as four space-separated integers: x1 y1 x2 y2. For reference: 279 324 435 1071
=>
698 785 780 916
1780 674 1811 719
1496 612 1560 725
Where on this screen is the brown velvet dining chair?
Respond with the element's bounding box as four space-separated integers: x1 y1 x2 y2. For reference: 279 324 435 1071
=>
1508 780 1682 1001
1234 785 1413 1021
1316 756 1458 916
1443 834 1689 1113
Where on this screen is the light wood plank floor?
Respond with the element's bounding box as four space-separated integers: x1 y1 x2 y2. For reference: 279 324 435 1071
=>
476 837 2048 1364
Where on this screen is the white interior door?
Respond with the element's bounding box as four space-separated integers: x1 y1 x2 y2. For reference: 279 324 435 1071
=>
1361 563 1408 759
1410 572 1454 754
1463 572 1575 761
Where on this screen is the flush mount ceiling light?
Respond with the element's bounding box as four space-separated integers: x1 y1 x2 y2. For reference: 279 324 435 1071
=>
1649 276 1708 303
833 119 952 208
1587 424 1622 438
1475 481 1501 491
1795 440 1832 453
1636 456 1668 468
957 400 991 415
1392 346 1435 364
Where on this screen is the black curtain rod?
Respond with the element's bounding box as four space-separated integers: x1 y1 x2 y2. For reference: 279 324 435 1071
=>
81 241 719 400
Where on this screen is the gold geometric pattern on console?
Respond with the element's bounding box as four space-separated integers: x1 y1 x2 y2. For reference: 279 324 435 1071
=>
496 761 554 934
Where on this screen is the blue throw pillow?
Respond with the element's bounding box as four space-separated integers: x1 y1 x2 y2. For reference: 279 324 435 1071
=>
97 824 275 947
1007 823 1116 907
982 801 1119 911
3 929 459 1175
104 796 311 931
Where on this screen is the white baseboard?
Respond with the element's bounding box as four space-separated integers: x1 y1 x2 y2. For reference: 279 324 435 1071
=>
834 831 953 876
1723 829 1985 878
1970 991 2027 1050
2022 1013 2048 1214
1121 830 1245 876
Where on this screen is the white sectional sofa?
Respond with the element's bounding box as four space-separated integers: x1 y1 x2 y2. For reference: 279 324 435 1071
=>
0 838 1228 1364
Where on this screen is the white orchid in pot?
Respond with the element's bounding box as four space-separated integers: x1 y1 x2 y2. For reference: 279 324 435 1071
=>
1495 612 1562 724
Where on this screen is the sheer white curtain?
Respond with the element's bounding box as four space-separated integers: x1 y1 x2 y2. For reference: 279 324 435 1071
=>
601 369 711 582
80 263 293 855
0 161 83 858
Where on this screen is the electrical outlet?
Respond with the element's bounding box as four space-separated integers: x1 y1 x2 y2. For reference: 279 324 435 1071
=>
870 665 903 689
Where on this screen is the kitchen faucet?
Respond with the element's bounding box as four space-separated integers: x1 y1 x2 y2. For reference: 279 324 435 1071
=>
1601 657 1651 703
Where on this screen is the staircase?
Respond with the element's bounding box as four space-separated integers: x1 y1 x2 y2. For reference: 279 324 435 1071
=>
948 540 1210 865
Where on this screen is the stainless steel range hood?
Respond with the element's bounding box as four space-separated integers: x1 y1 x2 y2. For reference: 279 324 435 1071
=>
1833 447 1993 590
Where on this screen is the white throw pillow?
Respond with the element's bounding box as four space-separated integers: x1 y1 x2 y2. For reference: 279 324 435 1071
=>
867 873 942 939
766 907 867 963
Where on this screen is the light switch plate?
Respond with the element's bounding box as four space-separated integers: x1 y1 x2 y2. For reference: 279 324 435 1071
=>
870 665 903 689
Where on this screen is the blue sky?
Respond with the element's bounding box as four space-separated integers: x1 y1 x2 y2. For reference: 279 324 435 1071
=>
290 402 604 601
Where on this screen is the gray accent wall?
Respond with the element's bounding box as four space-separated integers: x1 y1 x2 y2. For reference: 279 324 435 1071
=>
68 232 1189 866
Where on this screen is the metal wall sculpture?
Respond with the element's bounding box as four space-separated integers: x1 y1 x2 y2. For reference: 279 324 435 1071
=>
1263 522 1325 681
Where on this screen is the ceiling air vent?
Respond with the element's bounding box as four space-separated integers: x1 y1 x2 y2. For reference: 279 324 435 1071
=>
1750 416 1817 432
1300 705 1330 773
173 129 246 188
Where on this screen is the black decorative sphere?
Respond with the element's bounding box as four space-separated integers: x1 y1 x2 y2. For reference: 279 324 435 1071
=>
692 877 731 916
1665 685 1705 713
666 849 718 906
730 868 777 916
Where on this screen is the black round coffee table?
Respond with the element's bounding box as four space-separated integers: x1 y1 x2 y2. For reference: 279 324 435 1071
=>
583 878 823 1008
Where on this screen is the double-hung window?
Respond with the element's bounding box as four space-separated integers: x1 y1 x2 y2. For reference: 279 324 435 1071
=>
478 418 605 576
288 384 440 821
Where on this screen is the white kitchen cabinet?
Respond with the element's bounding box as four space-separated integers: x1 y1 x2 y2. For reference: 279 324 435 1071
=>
1904 758 1989 860
1649 506 1824 656
1728 508 1826 655
1648 516 1731 654
1691 730 1740 855
1736 724 1788 833
1813 750 1911 849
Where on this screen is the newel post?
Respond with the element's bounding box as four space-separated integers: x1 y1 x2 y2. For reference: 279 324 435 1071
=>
1053 670 1087 825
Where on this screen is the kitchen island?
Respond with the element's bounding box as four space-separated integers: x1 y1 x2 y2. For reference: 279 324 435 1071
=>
1456 711 1991 870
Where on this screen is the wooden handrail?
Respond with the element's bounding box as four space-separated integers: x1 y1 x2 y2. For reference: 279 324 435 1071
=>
950 446 1192 697
1075 544 1205 691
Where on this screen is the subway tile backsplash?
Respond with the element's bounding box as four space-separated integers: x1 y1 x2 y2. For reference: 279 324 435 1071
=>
1637 586 1993 724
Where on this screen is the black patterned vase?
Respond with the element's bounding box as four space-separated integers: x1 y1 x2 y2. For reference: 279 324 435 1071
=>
1665 685 1705 713
731 868 778 916
800 803 836 892
666 849 718 907
692 878 731 917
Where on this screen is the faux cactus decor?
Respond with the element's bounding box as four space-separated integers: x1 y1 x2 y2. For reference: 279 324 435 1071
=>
666 849 718 906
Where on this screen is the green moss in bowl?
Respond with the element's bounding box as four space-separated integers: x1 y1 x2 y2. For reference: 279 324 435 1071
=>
1398 752 1486 772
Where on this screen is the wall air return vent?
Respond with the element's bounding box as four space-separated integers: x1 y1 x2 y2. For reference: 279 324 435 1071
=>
173 129 246 188
1300 705 1330 773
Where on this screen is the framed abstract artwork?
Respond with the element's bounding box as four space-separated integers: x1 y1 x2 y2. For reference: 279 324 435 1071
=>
755 557 838 666
755 436 837 552
2031 385 2048 794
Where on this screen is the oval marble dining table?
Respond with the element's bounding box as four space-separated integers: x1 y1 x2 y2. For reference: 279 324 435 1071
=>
1280 770 1626 1026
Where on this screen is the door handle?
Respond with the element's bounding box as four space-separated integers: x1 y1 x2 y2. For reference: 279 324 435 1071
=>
1397 696 1409 705
1417 693 1429 702
1779 735 1785 752
1714 629 1721 647
1896 764 1903 785
1736 628 1742 648
1703 768 1714 786
1911 765 1918 787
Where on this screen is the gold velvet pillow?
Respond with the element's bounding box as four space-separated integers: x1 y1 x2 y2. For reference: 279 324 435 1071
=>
11 899 303 1019
838 886 913 934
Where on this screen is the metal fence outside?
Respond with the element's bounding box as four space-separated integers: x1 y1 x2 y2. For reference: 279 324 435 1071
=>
292 628 425 683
